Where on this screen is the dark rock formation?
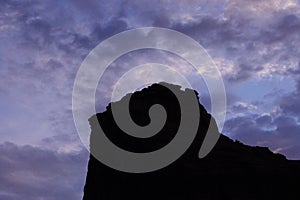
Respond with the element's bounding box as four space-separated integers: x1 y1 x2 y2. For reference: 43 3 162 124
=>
83 82 300 200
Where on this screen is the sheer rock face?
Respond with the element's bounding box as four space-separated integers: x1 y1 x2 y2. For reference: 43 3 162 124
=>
83 83 300 200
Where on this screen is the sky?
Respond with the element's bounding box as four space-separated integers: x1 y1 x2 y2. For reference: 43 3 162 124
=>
1 0 300 199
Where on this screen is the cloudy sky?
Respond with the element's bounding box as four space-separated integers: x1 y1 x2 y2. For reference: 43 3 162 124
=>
1 0 300 199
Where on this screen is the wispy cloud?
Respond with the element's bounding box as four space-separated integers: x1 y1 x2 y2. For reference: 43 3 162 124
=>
0 0 300 198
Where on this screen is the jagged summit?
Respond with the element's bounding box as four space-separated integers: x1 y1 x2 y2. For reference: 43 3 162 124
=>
83 82 300 200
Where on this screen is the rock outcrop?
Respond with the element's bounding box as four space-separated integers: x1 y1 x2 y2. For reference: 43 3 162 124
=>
83 82 300 200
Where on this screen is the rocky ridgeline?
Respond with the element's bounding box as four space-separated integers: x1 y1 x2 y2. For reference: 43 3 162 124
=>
83 82 300 200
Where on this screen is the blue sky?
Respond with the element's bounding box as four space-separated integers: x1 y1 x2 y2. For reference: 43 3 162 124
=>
1 0 300 199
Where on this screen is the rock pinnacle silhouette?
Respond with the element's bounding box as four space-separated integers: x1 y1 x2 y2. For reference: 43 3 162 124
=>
83 82 300 200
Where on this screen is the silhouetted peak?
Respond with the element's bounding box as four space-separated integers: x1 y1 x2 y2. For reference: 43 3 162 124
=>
83 82 300 200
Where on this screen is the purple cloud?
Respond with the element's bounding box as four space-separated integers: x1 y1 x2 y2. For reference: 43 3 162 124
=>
0 142 88 200
1 0 300 198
